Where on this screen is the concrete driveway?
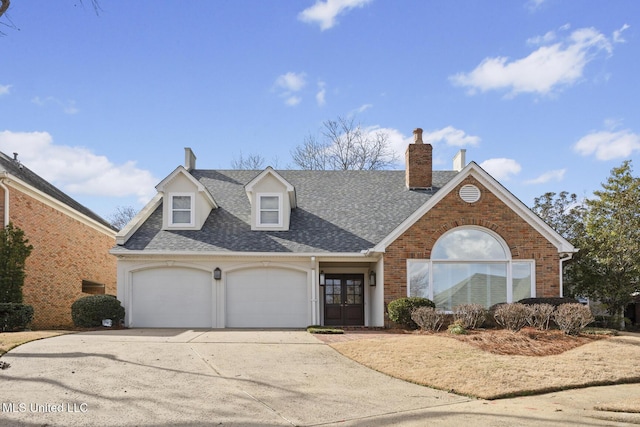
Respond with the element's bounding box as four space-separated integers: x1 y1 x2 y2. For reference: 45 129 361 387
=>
0 329 639 426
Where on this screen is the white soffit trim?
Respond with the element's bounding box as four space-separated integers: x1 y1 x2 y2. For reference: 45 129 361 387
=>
109 250 378 260
374 162 576 254
155 165 217 208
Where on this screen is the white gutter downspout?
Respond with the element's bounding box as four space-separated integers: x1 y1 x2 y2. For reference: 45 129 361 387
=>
0 178 9 227
559 252 575 298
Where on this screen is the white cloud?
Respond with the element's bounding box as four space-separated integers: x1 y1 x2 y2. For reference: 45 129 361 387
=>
526 30 555 46
422 126 480 147
275 72 307 92
349 104 373 116
274 72 307 106
32 96 79 115
613 24 630 43
316 82 327 106
0 131 157 204
526 0 546 12
450 26 617 97
298 0 372 31
574 129 640 160
525 169 566 184
285 96 302 106
0 84 11 96
479 158 522 181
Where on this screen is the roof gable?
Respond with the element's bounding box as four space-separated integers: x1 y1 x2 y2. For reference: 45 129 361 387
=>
244 166 296 208
373 162 577 254
156 166 217 208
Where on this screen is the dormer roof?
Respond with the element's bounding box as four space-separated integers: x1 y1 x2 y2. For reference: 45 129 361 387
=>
156 165 218 208
244 166 296 208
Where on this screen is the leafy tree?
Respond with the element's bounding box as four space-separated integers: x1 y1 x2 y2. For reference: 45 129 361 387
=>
107 206 138 231
0 223 33 303
571 161 640 329
291 116 398 170
532 191 587 297
532 191 586 243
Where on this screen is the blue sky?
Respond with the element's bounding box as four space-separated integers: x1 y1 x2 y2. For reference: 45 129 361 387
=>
1 0 639 220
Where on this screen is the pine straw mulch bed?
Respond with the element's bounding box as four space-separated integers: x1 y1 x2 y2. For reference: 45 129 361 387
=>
328 327 640 399
450 327 604 356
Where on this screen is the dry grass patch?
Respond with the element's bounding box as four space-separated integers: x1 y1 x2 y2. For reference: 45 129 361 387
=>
0 331 72 355
330 329 640 400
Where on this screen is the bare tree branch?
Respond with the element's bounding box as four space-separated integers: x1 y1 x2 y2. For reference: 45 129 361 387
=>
0 0 9 20
292 116 398 171
231 151 265 170
291 134 330 170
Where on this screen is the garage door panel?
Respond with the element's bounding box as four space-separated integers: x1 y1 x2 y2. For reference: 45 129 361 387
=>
132 268 212 328
227 268 308 328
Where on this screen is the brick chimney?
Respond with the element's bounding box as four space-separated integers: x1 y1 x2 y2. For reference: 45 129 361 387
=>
405 128 432 189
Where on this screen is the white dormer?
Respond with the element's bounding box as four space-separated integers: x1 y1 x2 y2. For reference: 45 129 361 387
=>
156 166 217 230
245 167 296 231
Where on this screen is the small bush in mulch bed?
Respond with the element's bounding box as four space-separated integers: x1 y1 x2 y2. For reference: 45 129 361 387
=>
387 297 435 329
411 306 446 332
493 303 531 332
554 303 594 335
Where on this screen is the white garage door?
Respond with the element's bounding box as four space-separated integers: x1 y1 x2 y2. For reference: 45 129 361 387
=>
131 267 213 328
226 268 308 328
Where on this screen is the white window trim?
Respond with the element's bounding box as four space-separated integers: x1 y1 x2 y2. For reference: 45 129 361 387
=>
406 226 537 309
257 193 283 228
406 258 536 308
169 192 195 227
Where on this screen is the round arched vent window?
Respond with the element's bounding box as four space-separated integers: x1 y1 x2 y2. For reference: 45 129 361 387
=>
459 184 481 203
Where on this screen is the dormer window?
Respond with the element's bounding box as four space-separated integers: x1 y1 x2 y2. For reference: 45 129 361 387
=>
258 194 282 227
170 193 194 226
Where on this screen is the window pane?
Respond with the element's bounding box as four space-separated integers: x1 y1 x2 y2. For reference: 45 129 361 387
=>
432 228 506 260
260 211 279 224
173 196 191 209
408 261 429 298
260 196 279 210
513 262 532 300
433 263 506 310
173 211 191 224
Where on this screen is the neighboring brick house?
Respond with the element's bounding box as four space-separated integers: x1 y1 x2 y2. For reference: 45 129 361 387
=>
0 151 117 328
113 128 576 328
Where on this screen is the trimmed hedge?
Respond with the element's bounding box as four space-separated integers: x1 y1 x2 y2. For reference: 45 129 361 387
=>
0 303 34 332
71 295 125 328
387 297 435 329
518 297 579 307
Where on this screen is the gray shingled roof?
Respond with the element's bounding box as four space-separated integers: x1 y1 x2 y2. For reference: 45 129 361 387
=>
0 151 116 231
118 169 459 253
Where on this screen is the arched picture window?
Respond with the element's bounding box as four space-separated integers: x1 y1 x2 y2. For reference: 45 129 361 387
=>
408 227 534 311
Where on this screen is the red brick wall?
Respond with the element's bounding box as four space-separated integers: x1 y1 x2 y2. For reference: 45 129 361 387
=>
384 175 560 304
6 188 116 328
405 143 433 189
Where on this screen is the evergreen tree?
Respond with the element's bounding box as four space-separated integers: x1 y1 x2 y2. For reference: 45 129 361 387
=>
571 161 640 329
0 223 33 303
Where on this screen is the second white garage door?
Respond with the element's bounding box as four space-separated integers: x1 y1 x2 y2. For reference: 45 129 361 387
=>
226 267 308 328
